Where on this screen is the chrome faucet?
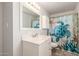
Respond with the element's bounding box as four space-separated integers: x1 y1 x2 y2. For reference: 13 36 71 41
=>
32 33 38 37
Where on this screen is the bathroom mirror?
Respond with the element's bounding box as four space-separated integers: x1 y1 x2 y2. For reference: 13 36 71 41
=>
20 3 40 30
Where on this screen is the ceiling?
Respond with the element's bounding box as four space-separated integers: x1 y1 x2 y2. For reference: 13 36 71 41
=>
37 2 78 15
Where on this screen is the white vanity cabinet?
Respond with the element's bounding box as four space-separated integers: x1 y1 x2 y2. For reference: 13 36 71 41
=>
22 36 51 56
39 39 51 56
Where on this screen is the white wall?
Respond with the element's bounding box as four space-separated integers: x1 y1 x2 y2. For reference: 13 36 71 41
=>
21 29 47 37
13 2 22 56
0 3 3 56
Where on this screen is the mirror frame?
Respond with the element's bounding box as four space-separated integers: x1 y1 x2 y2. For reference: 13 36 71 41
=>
20 3 41 30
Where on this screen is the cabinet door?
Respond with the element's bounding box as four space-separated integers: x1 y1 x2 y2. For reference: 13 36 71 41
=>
23 41 39 56
39 39 51 56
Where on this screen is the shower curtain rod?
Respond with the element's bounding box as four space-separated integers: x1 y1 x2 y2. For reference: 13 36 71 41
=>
50 12 78 18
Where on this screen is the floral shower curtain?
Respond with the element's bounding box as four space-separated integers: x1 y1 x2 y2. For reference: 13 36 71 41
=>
50 14 79 54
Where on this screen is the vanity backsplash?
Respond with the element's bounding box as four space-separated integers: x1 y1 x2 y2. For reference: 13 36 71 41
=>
21 29 47 36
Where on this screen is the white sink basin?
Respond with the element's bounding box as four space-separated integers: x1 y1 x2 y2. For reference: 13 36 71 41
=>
22 35 51 45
